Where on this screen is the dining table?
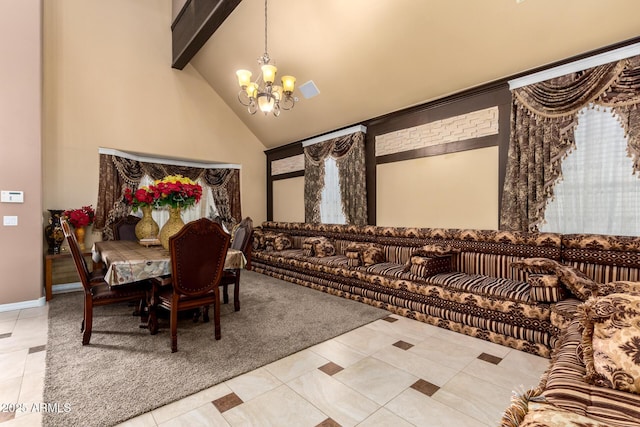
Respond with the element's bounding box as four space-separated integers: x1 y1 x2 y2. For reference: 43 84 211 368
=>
92 240 246 286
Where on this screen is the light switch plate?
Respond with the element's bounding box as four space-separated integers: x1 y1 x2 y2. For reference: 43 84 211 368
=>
3 216 18 226
1 191 24 203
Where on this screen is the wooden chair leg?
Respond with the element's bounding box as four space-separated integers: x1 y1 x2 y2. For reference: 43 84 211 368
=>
170 306 178 353
214 293 221 340
82 296 93 345
202 306 210 323
222 284 229 304
233 274 240 312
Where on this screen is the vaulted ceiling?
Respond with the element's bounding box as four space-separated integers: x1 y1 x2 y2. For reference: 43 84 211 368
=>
186 0 640 149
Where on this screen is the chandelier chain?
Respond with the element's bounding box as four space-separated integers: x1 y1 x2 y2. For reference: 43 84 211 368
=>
264 0 268 58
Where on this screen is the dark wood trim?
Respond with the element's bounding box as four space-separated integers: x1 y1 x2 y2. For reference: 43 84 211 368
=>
264 142 304 160
364 82 510 134
171 0 242 70
272 170 304 181
365 132 377 225
265 142 304 220
375 135 499 165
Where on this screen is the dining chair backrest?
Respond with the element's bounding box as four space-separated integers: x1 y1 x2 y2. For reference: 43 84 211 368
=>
61 218 91 290
112 215 140 241
169 218 230 296
230 217 253 252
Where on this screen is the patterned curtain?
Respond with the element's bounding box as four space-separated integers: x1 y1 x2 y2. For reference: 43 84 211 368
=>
500 55 640 231
95 153 241 239
304 131 367 225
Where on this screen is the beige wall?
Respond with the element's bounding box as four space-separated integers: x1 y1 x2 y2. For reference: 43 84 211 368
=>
42 0 267 251
1 0 268 307
0 0 43 306
376 147 499 229
273 177 305 223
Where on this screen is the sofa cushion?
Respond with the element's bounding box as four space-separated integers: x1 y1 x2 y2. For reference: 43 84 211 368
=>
580 293 640 395
427 272 531 303
517 401 613 427
598 280 640 296
542 319 640 427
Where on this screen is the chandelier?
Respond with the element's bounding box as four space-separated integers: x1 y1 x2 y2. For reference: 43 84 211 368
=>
235 0 296 117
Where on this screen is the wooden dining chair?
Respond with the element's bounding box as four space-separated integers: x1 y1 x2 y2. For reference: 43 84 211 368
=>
150 218 230 352
61 219 149 345
219 217 253 311
112 215 141 241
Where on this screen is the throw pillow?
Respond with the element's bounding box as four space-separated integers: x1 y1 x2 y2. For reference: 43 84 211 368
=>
314 237 336 257
273 233 293 251
408 255 452 277
528 274 566 302
345 250 361 267
554 264 598 301
511 258 598 301
344 242 382 266
579 293 640 395
302 237 321 256
263 232 277 251
510 257 563 274
252 229 264 251
362 244 384 266
402 244 459 272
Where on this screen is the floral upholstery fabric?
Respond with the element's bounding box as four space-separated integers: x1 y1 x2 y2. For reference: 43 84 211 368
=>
579 293 640 395
273 233 293 251
303 236 335 257
598 280 640 296
517 402 613 427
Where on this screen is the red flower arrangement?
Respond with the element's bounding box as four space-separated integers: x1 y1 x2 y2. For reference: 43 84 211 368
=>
63 205 95 228
123 187 155 212
149 175 203 209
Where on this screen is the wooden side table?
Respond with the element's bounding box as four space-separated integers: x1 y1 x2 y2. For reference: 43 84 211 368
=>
44 250 92 301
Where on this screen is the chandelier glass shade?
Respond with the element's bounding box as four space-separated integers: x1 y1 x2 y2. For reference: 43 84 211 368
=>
236 0 296 116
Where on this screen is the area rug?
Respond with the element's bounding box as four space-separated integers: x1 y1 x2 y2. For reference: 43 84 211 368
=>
42 270 388 426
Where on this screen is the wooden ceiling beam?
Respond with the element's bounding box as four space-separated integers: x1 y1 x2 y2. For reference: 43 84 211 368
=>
172 0 242 70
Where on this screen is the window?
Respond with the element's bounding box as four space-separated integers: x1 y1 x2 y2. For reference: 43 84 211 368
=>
319 157 346 224
540 107 640 235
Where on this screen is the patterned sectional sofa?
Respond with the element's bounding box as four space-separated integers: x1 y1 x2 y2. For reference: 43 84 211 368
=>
251 222 640 426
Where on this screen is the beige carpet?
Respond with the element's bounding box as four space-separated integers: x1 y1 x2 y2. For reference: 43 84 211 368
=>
43 270 388 427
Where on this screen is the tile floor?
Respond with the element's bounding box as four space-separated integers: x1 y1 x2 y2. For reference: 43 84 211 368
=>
0 293 550 427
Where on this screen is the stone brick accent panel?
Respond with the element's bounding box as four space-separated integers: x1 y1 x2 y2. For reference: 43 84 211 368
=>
271 154 305 175
375 106 499 157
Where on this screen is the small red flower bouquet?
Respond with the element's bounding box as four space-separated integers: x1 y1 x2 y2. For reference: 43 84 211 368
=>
123 187 155 212
63 205 95 228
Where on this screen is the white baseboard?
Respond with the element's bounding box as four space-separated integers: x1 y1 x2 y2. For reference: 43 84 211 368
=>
0 297 46 312
0 282 83 313
52 282 83 294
